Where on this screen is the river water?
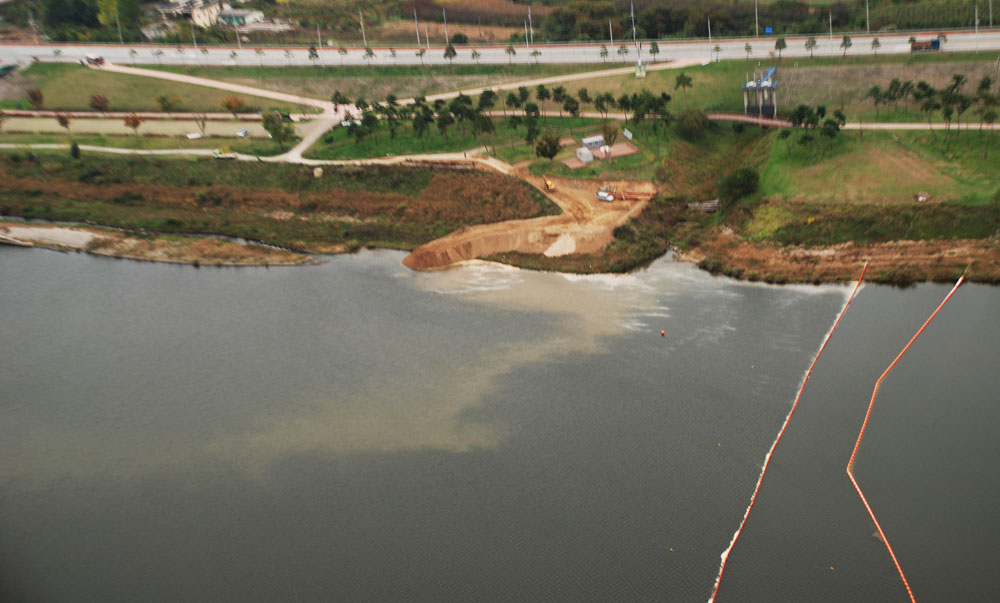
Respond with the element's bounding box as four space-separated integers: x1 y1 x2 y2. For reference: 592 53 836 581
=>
1 248 997 602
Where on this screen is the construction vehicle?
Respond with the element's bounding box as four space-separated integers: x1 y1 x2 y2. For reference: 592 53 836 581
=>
910 39 940 52
597 185 616 202
543 175 556 192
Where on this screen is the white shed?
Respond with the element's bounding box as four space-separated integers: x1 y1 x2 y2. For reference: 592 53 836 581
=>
581 134 605 149
576 147 594 164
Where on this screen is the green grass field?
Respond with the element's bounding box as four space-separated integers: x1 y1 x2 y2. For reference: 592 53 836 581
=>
0 132 289 155
2 63 303 114
149 63 597 103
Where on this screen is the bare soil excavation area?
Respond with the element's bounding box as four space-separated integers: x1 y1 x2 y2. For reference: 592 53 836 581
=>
403 165 655 269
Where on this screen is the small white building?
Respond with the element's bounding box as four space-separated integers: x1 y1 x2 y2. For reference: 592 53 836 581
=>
581 134 605 149
575 147 594 164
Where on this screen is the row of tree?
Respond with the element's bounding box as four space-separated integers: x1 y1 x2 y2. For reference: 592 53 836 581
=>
866 74 998 152
328 81 678 158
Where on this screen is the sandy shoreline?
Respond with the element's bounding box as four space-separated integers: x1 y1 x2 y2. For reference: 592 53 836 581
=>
0 222 316 266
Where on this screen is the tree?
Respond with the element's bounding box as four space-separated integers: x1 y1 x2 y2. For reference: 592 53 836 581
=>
450 32 468 45
601 121 619 161
194 113 207 135
156 94 182 116
775 37 787 60
152 49 164 65
505 45 516 64
805 36 817 58
331 91 348 111
506 92 521 121
230 50 238 65
552 86 567 118
840 35 852 57
524 116 540 151
70 141 80 159
717 167 759 203
649 41 659 63
474 112 495 154
364 46 375 65
441 43 457 67
744 43 752 60
871 38 881 56
124 113 143 136
866 86 883 117
471 50 481 64
338 45 347 66
27 88 43 110
578 88 591 105
562 97 580 133
674 72 693 95
478 89 497 114
200 48 208 65
536 84 551 110
262 111 295 150
599 44 608 62
416 48 426 67
256 48 265 66
283 49 293 66
983 110 996 158
308 45 319 66
56 113 71 135
436 110 454 141
176 46 186 66
713 45 721 61
518 86 530 106
89 94 109 115
531 49 541 64
535 133 560 161
937 33 948 47
129 48 138 64
594 95 607 120
390 48 397 65
412 106 433 147
221 96 245 117
617 45 629 62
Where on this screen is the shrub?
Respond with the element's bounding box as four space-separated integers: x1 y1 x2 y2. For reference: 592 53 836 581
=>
450 33 468 45
69 142 80 159
717 167 759 204
676 109 709 140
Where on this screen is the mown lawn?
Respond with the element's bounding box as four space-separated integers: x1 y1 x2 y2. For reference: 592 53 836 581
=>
149 63 598 103
2 63 302 114
758 128 1000 205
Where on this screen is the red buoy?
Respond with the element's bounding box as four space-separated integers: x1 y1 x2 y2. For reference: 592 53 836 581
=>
660 330 666 337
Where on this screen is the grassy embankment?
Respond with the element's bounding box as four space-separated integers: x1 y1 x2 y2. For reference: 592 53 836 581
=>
0 152 560 254
149 63 597 103
0 63 304 114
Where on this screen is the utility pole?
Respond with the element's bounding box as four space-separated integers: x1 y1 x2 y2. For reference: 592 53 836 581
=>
866 0 870 33
414 8 421 47
528 6 533 45
359 8 367 48
524 21 529 49
478 16 482 41
425 25 430 51
707 16 712 62
115 7 124 45
755 0 759 38
631 1 639 55
975 4 980 52
233 20 242 49
829 10 833 43
191 22 197 52
443 8 448 43
609 19 613 48
27 7 38 45
316 24 322 48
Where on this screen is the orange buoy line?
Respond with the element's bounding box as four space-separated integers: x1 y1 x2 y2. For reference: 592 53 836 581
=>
846 274 965 603
709 262 868 602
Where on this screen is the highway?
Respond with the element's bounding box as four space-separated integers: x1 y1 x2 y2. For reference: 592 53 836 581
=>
2 30 1000 68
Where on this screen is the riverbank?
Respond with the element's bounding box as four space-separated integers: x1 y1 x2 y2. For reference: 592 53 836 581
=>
0 222 315 266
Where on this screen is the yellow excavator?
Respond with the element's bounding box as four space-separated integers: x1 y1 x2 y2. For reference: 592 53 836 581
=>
543 175 556 193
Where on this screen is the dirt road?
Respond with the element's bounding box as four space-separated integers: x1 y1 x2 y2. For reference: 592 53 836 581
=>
402 169 654 269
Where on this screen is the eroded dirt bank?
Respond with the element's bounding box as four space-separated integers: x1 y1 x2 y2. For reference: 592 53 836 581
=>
0 222 315 266
681 230 1000 284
